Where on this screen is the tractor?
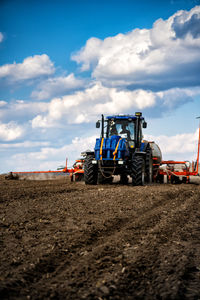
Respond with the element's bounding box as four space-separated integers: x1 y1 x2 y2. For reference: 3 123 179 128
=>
84 112 154 185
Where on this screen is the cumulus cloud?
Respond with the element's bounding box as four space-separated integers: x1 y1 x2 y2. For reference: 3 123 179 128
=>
0 141 50 149
172 8 200 38
10 135 96 171
31 81 199 128
31 82 157 128
0 121 24 141
72 6 200 90
0 100 7 107
0 32 3 42
0 54 55 83
31 73 85 100
0 99 49 123
145 128 199 161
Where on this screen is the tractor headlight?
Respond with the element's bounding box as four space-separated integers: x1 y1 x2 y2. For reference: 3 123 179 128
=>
118 161 124 165
92 160 97 164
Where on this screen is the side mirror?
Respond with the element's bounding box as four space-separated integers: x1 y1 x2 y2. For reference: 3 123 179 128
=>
96 121 100 128
143 121 147 128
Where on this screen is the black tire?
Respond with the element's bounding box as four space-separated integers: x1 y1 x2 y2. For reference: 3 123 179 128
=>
145 145 153 183
120 174 128 184
156 173 164 184
98 172 113 184
75 173 84 182
131 156 145 186
182 177 187 184
70 174 74 182
84 155 98 185
171 175 181 184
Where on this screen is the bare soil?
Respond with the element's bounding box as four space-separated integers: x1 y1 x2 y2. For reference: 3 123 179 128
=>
0 176 200 299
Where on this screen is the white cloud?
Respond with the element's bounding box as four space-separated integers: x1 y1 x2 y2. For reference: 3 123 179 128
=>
31 82 157 128
0 121 24 141
72 6 200 90
10 135 96 171
0 100 7 107
72 37 103 71
0 141 50 149
145 128 199 161
0 32 3 42
0 99 48 123
31 82 199 128
0 54 55 82
31 73 85 100
12 100 48 115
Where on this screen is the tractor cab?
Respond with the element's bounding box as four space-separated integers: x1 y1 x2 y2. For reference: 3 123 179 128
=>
96 112 147 149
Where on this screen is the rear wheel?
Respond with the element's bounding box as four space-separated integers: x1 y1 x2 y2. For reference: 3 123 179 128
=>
131 156 145 186
84 155 98 185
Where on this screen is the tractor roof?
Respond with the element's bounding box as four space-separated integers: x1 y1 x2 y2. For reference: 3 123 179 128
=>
106 114 144 120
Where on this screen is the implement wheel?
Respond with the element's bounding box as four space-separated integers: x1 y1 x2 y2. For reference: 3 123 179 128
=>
84 155 98 185
131 156 145 186
156 173 164 183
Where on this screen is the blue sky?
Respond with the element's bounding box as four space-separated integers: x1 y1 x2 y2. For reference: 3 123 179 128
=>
0 0 200 172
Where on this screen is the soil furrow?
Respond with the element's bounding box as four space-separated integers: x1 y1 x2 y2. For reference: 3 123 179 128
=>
0 177 200 299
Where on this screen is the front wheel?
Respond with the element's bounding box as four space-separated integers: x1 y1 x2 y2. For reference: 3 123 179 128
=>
84 155 98 185
131 156 145 186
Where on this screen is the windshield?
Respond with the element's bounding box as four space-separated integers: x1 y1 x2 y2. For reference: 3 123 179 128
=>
108 120 135 140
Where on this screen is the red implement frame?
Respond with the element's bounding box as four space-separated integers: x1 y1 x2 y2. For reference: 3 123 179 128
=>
12 158 84 180
155 125 200 182
63 159 84 182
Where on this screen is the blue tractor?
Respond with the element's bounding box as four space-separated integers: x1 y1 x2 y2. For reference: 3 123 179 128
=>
84 112 153 185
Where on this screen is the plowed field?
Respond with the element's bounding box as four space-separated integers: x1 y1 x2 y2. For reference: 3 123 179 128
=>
0 176 200 299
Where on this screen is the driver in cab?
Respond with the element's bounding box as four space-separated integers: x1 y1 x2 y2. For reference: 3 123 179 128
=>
120 124 131 139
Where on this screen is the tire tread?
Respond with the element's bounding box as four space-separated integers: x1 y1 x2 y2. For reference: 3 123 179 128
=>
131 156 145 186
84 155 98 185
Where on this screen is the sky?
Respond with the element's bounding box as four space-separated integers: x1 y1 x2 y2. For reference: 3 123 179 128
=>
0 0 200 172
